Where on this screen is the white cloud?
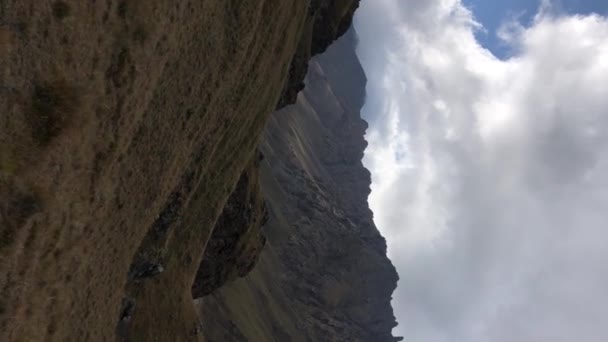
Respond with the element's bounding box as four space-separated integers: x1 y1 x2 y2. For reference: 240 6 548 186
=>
355 1 608 341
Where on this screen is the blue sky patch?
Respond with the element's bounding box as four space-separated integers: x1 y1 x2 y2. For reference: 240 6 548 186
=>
464 0 608 59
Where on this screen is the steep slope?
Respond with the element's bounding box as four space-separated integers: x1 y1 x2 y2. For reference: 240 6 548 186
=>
197 29 401 342
0 1 360 341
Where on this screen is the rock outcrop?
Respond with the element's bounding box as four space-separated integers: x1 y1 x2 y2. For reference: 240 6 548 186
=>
197 28 401 342
191 152 268 299
276 0 361 109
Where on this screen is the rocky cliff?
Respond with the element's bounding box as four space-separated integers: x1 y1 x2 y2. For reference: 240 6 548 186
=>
0 1 364 341
196 28 401 342
276 0 360 109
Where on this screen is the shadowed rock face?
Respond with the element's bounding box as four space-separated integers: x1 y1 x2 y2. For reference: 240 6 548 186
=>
276 0 361 109
191 152 268 299
197 28 401 342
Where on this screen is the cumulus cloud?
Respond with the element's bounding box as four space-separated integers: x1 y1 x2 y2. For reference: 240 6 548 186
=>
355 1 608 341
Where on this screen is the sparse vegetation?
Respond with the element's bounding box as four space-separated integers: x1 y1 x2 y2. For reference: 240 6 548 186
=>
0 177 39 251
1 88 32 174
52 1 71 20
0 27 11 53
29 79 80 144
132 26 149 44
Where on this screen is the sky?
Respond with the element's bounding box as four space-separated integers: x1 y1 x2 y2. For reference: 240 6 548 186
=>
463 0 608 58
354 0 608 341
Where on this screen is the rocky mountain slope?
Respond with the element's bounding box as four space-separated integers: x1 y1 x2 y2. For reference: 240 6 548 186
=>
196 29 401 342
0 1 363 341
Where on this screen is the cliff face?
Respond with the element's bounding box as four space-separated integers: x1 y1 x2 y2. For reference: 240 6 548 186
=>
191 152 268 299
197 29 401 342
0 1 361 341
276 0 360 109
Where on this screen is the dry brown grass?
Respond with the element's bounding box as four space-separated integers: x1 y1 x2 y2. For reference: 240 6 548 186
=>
0 176 39 251
29 78 80 144
0 0 309 341
0 77 80 177
51 1 71 20
0 87 31 173
0 27 11 54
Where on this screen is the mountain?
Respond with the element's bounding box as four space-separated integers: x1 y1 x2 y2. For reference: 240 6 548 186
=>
0 1 399 341
195 28 401 342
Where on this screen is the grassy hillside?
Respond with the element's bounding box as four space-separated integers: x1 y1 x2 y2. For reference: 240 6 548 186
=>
0 1 308 340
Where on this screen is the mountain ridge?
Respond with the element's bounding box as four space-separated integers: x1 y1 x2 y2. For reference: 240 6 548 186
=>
197 28 402 342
